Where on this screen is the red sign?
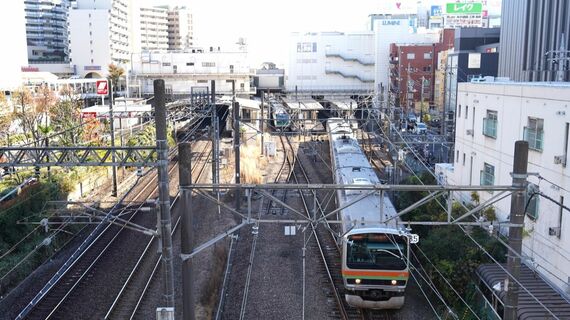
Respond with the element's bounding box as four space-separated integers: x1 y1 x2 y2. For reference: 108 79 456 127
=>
81 112 97 119
21 66 40 72
96 80 108 95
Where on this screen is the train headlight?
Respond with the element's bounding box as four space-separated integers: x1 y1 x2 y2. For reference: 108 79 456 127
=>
355 279 361 284
391 280 398 285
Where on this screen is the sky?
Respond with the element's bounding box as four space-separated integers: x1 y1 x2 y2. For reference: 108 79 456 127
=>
145 0 502 67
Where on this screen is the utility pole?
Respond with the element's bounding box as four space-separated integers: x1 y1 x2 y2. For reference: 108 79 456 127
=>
260 90 264 155
154 79 176 313
109 80 118 197
211 80 219 196
232 81 241 210
420 76 425 123
504 140 529 320
406 62 408 115
179 142 195 320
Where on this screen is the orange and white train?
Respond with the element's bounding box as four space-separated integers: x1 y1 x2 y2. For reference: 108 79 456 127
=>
327 118 418 309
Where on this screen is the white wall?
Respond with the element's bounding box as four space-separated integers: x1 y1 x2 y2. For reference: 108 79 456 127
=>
451 81 570 292
0 1 28 90
69 9 111 77
130 51 253 95
287 32 375 92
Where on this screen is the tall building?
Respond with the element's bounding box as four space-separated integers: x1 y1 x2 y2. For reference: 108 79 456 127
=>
139 6 169 51
373 14 440 104
165 6 194 51
389 29 454 116
287 32 375 93
499 0 570 81
68 0 135 77
0 1 28 90
24 0 71 63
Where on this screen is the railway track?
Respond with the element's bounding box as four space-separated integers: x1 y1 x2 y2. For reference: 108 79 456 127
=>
282 135 362 320
19 116 212 319
22 163 175 319
104 140 213 319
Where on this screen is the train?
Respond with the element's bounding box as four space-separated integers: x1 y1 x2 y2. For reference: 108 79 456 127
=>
326 118 417 309
268 98 291 130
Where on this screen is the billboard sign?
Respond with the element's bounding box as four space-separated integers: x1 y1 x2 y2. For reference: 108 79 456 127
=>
446 3 483 14
431 5 442 17
96 80 108 95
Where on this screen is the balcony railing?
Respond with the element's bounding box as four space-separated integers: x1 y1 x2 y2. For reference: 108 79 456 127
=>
482 117 497 138
523 127 543 151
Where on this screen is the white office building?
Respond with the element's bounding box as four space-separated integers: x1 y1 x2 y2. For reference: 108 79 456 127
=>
443 81 570 293
0 1 28 90
139 6 169 51
69 0 136 78
287 32 375 93
129 49 254 96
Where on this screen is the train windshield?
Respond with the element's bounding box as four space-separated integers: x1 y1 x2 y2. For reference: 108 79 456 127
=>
346 233 407 270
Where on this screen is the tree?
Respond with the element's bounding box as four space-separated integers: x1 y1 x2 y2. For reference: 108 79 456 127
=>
34 85 57 134
107 63 125 92
51 85 83 146
11 86 41 144
0 92 13 144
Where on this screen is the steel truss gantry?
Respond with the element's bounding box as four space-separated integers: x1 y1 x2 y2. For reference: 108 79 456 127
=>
179 183 523 262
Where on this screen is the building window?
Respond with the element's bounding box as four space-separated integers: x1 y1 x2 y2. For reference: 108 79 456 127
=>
462 153 466 166
480 162 494 186
197 80 207 83
524 117 544 151
297 42 317 53
186 62 194 66
456 150 459 162
423 52 432 59
162 62 171 66
406 53 415 60
202 62 215 67
525 183 539 220
465 106 468 119
483 110 498 138
458 104 461 118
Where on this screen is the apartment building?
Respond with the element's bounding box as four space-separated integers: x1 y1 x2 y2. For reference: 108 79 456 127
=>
68 0 135 77
24 0 71 63
139 6 169 51
164 6 193 51
444 81 570 293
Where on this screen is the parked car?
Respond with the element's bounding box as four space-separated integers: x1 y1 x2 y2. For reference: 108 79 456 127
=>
414 122 428 134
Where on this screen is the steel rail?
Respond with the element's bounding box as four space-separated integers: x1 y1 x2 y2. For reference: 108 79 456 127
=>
103 140 212 319
126 141 213 319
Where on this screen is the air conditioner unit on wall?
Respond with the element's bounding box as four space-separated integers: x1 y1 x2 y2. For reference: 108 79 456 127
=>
466 129 474 136
549 227 561 237
554 155 566 166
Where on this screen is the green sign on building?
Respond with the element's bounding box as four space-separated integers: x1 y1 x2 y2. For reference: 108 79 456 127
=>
446 2 483 14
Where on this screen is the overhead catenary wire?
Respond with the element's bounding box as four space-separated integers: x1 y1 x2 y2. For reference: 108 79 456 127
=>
370 94 562 318
414 244 481 320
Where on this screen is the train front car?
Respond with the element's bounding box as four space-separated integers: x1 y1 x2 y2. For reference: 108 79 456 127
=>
269 99 290 130
327 118 411 310
342 229 409 309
